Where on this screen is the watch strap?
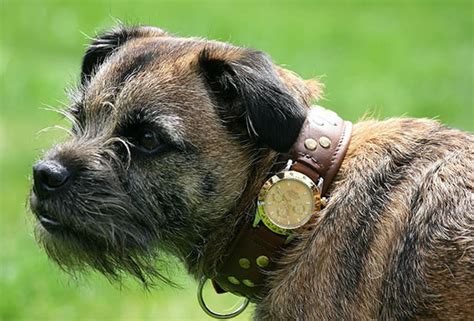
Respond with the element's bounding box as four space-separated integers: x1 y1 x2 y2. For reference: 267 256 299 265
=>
211 221 286 301
211 106 352 300
289 106 353 194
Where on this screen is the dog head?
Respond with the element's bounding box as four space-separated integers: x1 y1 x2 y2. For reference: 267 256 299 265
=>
29 25 321 284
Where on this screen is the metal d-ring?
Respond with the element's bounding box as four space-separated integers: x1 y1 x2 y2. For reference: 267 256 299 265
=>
197 277 250 319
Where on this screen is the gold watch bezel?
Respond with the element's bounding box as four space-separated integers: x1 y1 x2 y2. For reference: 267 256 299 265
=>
256 171 322 235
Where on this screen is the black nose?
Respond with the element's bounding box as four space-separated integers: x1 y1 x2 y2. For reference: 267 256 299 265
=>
33 160 71 197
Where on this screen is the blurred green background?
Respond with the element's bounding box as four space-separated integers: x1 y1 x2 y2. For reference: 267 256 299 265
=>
0 0 472 320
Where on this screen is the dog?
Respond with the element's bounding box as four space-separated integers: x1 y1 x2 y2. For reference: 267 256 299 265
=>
29 25 473 320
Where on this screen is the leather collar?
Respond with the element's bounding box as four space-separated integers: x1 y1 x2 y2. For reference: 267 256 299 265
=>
210 106 352 301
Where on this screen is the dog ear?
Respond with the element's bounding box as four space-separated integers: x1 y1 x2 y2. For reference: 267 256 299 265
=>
81 26 168 85
199 45 319 152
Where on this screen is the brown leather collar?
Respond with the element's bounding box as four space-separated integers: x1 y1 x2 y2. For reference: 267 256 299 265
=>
210 106 352 301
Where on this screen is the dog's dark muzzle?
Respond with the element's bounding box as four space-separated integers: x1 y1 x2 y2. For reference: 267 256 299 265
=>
31 160 73 233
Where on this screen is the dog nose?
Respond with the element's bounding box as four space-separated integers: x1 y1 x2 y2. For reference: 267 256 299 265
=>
33 160 71 197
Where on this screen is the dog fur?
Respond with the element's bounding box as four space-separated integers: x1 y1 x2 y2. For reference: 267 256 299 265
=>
30 25 474 320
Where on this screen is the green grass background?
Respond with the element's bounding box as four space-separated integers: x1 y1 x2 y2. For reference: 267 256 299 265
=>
0 0 472 320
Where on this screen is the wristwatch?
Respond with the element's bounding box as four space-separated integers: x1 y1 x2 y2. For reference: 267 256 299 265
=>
253 106 352 236
207 105 352 303
255 167 322 236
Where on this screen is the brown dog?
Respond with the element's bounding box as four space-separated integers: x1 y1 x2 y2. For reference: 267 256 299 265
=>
29 25 473 320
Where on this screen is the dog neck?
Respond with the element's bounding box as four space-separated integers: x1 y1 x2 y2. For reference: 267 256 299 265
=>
197 106 352 303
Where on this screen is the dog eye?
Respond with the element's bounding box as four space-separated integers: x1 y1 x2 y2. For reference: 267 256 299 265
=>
138 129 161 152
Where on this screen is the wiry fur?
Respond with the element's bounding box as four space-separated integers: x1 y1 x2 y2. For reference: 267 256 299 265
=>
256 119 474 320
30 25 473 320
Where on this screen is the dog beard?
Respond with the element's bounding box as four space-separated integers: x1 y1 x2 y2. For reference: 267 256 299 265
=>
30 147 176 287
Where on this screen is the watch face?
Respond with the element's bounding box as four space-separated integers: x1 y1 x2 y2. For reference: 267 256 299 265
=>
262 175 316 229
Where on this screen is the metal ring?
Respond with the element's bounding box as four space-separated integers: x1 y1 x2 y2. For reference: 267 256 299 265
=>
197 277 250 319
